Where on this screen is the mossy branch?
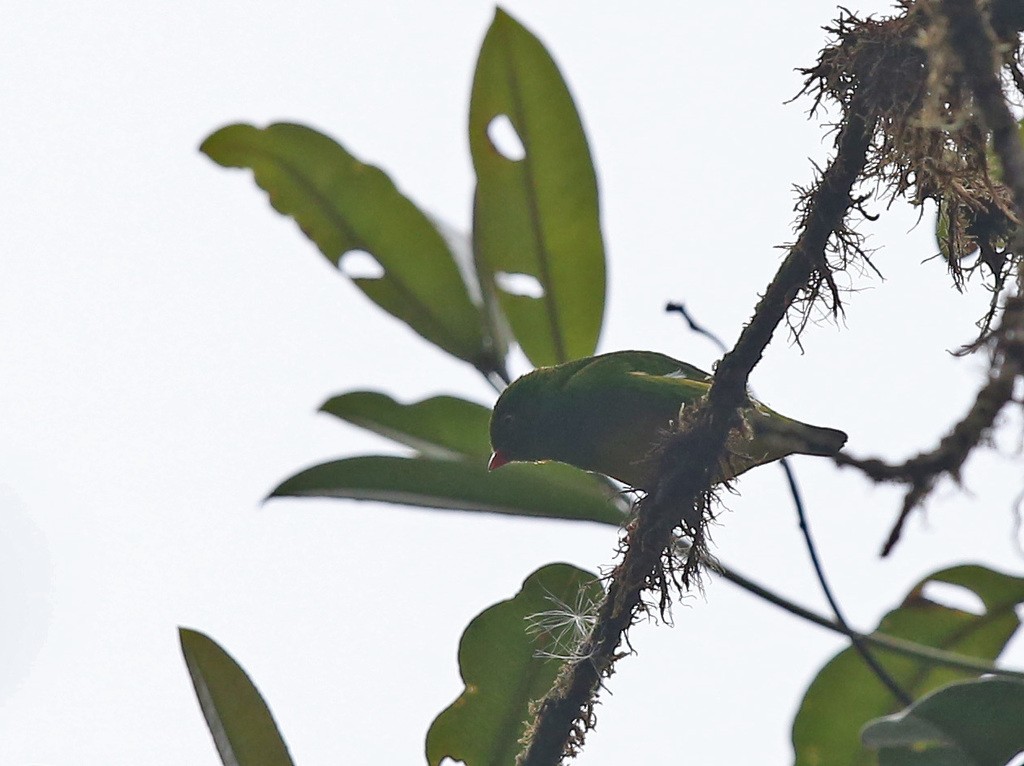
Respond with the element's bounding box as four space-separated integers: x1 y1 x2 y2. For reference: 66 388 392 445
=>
518 2 1024 759
515 88 878 766
836 0 1024 555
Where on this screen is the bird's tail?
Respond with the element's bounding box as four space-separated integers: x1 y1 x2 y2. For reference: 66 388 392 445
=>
752 411 848 458
790 422 848 456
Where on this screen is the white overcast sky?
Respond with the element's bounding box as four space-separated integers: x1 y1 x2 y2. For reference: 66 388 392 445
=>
3 2 1024 764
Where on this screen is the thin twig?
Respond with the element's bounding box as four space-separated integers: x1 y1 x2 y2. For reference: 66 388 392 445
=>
781 458 912 704
714 561 1024 680
834 355 1020 554
665 302 729 353
668 300 910 701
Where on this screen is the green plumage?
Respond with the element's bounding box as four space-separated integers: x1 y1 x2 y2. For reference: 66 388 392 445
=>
488 350 847 490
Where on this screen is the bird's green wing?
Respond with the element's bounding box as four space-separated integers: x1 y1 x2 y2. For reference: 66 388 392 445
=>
560 351 710 406
619 350 713 382
535 351 711 488
565 350 711 383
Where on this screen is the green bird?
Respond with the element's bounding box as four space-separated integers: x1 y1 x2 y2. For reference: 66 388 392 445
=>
488 350 847 490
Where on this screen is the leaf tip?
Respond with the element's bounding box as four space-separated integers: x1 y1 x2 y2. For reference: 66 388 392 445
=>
491 5 526 33
178 626 206 655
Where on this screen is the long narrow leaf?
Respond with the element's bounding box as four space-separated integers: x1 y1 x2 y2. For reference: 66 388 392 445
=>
470 9 605 366
270 455 629 525
180 628 293 766
202 123 499 372
320 391 492 459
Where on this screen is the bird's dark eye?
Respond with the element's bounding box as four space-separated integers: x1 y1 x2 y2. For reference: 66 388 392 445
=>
502 413 514 427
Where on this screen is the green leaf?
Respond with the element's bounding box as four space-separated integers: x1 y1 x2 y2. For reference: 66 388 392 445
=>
320 391 492 459
201 122 499 372
179 628 294 766
793 565 1024 766
270 455 628 525
469 9 606 367
863 677 1024 766
426 563 604 766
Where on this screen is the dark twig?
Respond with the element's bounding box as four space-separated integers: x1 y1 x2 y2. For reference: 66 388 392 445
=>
781 458 911 704
665 302 729 353
835 354 1021 554
516 88 877 766
714 559 1024 679
669 300 910 701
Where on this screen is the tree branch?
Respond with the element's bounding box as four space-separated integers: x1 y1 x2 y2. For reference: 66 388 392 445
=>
781 458 911 704
835 0 1024 556
667 301 909 702
516 88 878 766
940 0 1024 235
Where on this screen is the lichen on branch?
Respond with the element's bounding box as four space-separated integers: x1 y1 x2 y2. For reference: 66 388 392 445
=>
837 0 1024 555
798 1 1024 332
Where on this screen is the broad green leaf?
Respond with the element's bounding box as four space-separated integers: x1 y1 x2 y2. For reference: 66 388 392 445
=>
179 628 293 766
201 123 499 372
426 563 604 766
469 9 605 367
320 391 492 459
270 455 628 525
793 565 1024 766
863 677 1024 766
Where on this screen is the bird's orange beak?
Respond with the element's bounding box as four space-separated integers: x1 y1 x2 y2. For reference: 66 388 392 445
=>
488 450 511 471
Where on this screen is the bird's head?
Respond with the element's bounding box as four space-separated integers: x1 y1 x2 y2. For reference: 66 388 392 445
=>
488 366 565 470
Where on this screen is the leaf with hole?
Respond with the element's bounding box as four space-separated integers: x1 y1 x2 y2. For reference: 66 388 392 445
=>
180 628 294 766
270 455 628 525
201 122 500 372
469 9 606 367
862 677 1024 766
426 563 604 766
792 564 1024 766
